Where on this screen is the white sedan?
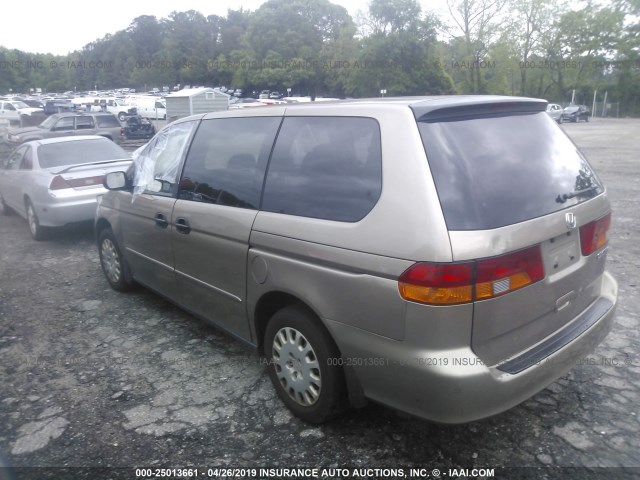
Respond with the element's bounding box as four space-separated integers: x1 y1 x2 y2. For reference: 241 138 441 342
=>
0 135 132 240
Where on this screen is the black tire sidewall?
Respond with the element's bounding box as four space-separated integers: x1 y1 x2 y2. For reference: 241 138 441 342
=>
264 305 344 423
26 199 46 241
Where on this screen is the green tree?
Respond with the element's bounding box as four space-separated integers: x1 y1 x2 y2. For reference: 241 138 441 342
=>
351 0 453 97
445 0 505 93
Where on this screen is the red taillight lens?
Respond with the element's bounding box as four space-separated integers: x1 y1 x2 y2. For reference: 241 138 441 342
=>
475 246 544 300
398 246 545 305
399 263 473 305
50 175 72 190
50 175 104 190
580 213 611 256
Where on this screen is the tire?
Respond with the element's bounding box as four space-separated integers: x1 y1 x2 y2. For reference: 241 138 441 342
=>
118 112 126 122
0 192 12 215
558 116 563 124
98 228 134 291
264 305 345 423
25 199 48 241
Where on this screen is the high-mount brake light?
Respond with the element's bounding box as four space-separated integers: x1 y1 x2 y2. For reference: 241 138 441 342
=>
398 246 545 305
580 213 611 256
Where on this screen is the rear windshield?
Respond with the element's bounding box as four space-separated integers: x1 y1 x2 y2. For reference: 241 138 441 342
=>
417 111 603 230
38 139 128 168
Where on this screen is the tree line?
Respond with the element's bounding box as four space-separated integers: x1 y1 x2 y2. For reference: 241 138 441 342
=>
1 0 638 115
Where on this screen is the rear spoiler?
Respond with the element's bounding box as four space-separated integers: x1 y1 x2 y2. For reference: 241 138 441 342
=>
50 158 132 175
413 100 547 123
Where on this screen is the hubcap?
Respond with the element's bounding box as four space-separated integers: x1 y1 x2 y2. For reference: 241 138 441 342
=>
272 327 321 406
101 238 122 283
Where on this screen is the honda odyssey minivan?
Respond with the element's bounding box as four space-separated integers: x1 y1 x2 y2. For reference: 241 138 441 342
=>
95 96 617 424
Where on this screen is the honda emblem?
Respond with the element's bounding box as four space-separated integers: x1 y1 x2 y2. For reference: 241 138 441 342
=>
565 212 577 230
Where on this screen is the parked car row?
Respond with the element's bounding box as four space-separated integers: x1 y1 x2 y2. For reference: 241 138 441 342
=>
0 100 45 127
545 103 591 123
0 96 617 426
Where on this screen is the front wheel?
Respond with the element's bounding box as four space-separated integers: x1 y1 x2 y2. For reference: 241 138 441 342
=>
26 199 47 240
98 228 134 291
264 305 345 423
118 112 127 122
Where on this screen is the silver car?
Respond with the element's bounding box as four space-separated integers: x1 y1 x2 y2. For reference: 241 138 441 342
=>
0 135 131 240
96 97 617 424
546 103 563 123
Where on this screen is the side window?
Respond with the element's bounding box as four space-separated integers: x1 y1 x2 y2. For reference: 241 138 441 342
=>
178 117 281 209
6 147 26 170
132 120 198 196
262 116 382 222
75 116 94 130
5 103 15 111
19 147 33 170
96 115 120 127
52 117 75 131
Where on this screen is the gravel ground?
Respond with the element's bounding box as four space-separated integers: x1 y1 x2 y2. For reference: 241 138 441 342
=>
0 118 638 480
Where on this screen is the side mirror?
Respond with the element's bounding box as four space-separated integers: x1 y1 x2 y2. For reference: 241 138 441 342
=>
103 171 129 190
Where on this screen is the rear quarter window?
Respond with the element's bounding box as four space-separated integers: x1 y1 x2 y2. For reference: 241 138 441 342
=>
96 115 121 128
262 116 382 222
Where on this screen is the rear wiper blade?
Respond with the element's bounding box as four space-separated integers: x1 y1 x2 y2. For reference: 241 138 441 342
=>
555 186 599 203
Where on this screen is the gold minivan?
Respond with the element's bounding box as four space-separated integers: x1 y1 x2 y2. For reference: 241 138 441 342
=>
96 96 617 423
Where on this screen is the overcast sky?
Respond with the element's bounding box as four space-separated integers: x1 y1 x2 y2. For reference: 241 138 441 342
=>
0 0 395 56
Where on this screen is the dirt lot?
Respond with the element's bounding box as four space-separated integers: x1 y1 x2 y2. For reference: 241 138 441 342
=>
0 118 639 480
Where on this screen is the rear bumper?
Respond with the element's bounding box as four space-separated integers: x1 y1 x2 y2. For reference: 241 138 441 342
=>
33 189 105 227
328 271 617 424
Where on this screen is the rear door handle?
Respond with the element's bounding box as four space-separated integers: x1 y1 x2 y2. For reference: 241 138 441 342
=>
154 213 169 228
175 217 191 234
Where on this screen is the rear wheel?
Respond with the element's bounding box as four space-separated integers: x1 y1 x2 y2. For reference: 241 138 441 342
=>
25 199 47 240
264 305 345 423
98 228 134 291
118 112 127 122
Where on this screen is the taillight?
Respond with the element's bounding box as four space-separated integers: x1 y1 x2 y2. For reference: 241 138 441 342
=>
398 246 545 305
475 246 545 300
50 175 72 190
580 213 611 256
50 175 104 190
398 263 473 305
